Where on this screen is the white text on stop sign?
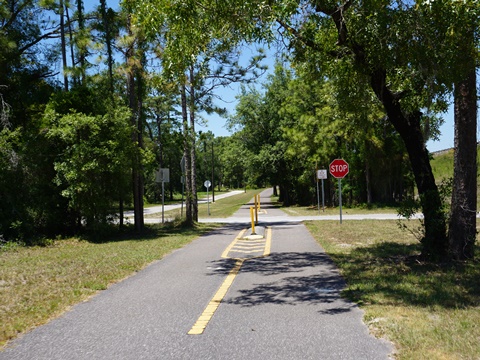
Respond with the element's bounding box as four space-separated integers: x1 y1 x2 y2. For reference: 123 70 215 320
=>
331 164 348 173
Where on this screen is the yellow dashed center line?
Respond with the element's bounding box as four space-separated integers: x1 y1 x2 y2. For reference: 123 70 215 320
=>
187 258 244 335
188 227 272 335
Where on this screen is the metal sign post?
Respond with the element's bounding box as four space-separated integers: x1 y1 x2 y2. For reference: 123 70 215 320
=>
204 180 211 216
321 178 325 212
329 159 349 224
317 169 327 213
162 181 165 223
338 179 342 224
156 168 170 223
180 156 185 218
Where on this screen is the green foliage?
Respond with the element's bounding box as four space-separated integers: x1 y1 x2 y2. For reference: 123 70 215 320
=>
229 60 415 207
45 105 134 230
0 128 27 240
217 134 250 189
228 64 315 205
430 149 454 181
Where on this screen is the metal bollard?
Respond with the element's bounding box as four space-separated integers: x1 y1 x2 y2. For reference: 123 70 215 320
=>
254 195 258 225
250 206 256 234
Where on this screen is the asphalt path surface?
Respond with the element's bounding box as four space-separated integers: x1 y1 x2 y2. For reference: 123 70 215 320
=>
1 189 393 360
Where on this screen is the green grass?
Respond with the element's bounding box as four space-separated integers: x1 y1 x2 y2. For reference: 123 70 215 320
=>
431 149 454 182
305 220 480 360
430 147 480 209
280 204 398 216
0 223 219 349
144 189 262 220
197 189 262 218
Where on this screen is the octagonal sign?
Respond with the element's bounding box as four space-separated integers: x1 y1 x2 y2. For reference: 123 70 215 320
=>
329 159 349 179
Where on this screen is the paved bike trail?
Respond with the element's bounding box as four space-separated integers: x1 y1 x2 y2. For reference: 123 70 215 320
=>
1 189 393 360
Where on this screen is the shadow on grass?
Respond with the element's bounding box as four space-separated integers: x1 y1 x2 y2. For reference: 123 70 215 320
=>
264 199 286 210
329 242 480 309
82 221 221 244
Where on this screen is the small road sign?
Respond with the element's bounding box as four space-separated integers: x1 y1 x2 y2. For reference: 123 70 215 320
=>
155 168 170 183
329 159 349 179
317 169 327 180
180 155 185 174
204 180 211 189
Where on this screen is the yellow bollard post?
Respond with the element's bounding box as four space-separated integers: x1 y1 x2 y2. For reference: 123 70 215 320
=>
257 194 261 211
250 206 256 234
254 195 258 225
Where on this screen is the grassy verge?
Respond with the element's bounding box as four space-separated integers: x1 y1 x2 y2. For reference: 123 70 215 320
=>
280 205 398 216
276 197 398 216
144 189 262 220
305 220 480 360
198 189 262 218
0 223 219 349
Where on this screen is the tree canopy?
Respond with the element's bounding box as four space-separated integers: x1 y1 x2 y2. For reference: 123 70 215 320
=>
0 0 478 261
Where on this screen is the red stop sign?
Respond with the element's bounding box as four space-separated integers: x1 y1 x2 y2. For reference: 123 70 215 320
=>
329 159 349 178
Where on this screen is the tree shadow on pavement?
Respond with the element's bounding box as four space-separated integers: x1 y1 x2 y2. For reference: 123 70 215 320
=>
224 273 348 309
207 252 354 312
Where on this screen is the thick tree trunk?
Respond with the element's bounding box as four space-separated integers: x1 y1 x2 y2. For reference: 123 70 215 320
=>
370 69 448 259
189 66 198 222
448 64 477 260
126 12 144 233
181 84 193 225
99 0 114 96
59 0 68 91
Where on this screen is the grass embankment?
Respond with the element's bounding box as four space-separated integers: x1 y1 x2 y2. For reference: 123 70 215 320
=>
431 148 454 182
198 189 261 218
430 147 480 209
306 220 480 360
0 223 219 349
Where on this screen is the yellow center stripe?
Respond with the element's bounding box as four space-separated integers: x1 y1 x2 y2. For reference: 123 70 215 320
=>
187 259 244 335
187 227 272 335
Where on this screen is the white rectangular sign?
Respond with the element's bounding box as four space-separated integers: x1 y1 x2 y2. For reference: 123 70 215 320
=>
317 169 327 180
155 168 170 183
